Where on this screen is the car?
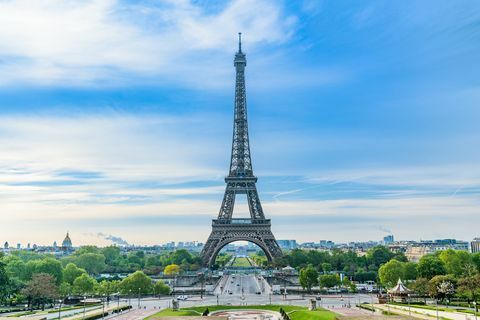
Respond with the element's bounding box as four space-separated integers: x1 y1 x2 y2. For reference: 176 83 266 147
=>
256 291 261 295
315 296 322 301
236 283 240 286
176 295 188 301
229 291 233 295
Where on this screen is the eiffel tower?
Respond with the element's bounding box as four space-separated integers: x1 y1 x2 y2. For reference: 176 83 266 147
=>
201 33 283 267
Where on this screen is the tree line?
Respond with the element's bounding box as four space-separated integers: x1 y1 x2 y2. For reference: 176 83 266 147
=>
293 246 480 303
0 246 200 309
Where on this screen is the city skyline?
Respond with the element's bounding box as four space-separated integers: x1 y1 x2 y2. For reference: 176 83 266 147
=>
1 1 480 246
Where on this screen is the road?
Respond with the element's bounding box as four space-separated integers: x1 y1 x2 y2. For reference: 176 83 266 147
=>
221 274 262 296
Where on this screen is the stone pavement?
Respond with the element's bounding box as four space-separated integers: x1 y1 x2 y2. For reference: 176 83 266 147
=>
107 308 158 320
375 304 478 320
328 307 374 317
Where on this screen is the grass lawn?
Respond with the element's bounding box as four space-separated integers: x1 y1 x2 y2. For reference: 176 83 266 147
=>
231 257 252 267
145 309 199 318
146 305 337 320
289 309 337 320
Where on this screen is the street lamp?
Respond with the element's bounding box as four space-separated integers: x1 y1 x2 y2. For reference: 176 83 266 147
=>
83 295 86 320
200 273 205 299
269 293 272 305
102 296 105 320
435 299 439 320
473 301 477 320
138 288 141 309
128 289 132 307
57 299 63 320
370 294 374 314
408 293 411 317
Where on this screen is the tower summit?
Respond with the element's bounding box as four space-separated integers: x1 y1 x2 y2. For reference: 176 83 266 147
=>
200 34 282 267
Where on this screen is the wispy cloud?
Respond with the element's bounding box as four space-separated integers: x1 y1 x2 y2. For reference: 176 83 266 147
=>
0 0 296 87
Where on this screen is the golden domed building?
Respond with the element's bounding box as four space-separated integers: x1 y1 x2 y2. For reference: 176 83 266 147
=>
61 232 73 252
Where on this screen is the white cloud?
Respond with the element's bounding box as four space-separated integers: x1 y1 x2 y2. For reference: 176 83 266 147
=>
0 0 296 87
1 113 480 245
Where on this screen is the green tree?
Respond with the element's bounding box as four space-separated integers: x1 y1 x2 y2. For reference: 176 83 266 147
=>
354 270 377 282
4 256 27 280
457 274 480 302
153 280 171 296
72 273 97 295
411 278 429 298
0 261 10 304
428 275 456 301
119 271 153 295
404 262 418 280
63 263 87 285
75 253 106 275
164 264 181 276
59 282 72 297
319 274 341 289
74 246 101 255
24 258 63 284
321 263 332 273
299 265 319 293
379 259 405 288
97 280 120 296
287 249 309 268
366 246 394 269
169 250 193 265
22 273 58 310
101 246 121 265
439 250 472 277
417 255 446 279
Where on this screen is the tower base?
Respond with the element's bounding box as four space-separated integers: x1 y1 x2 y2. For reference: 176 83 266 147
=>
201 218 283 267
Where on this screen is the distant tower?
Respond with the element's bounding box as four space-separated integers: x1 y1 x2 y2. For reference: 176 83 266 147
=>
62 232 73 249
471 238 480 253
3 241 8 249
16 243 21 249
27 243 31 249
200 34 282 267
53 241 57 248
383 235 394 245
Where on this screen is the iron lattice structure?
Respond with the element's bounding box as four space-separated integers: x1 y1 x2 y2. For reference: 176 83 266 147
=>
201 34 283 267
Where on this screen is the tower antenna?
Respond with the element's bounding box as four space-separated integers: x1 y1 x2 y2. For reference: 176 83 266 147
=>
238 32 242 52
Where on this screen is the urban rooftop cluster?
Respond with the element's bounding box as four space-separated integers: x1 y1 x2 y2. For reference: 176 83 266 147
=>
2 233 479 263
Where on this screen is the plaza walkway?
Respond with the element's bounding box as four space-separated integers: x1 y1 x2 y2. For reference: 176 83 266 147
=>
106 308 158 320
374 304 478 320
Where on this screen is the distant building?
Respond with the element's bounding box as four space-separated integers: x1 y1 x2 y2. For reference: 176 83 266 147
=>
61 232 73 250
405 239 469 262
471 238 480 253
53 241 57 248
277 240 298 250
383 235 394 245
3 241 8 249
16 243 21 249
319 240 335 249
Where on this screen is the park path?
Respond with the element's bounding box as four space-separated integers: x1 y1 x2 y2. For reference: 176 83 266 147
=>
374 304 478 320
107 308 158 320
328 307 374 317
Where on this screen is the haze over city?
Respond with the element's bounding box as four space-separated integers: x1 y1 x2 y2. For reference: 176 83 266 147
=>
1 0 479 246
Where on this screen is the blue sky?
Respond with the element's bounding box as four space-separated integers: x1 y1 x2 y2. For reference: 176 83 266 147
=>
0 0 479 246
